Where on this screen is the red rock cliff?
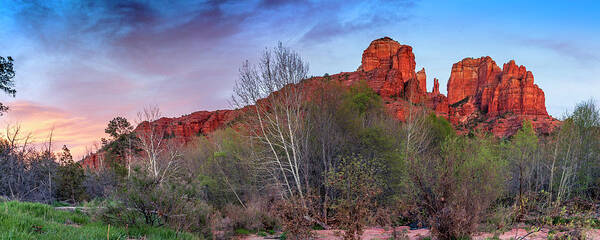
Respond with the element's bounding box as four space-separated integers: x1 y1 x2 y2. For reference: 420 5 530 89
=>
134 110 238 145
447 57 547 117
358 37 425 99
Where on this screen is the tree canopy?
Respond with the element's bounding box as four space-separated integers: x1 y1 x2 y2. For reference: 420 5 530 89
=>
0 56 16 114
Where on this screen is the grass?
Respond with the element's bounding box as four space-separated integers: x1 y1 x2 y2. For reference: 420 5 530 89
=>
234 228 253 235
0 200 200 240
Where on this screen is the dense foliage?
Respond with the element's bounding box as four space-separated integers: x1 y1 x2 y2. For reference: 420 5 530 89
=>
0 56 16 114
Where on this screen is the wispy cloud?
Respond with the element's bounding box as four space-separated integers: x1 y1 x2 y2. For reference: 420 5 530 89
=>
299 0 417 44
519 38 599 64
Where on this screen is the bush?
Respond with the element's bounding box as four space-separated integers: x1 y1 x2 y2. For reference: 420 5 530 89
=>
104 168 213 237
83 168 120 199
222 200 277 233
405 136 506 240
97 198 138 227
271 197 315 240
327 156 382 240
0 144 58 203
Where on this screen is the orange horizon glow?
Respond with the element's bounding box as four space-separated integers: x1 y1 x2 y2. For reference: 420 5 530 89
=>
1 100 106 160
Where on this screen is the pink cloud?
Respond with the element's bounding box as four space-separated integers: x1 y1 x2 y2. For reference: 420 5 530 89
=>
2 100 106 159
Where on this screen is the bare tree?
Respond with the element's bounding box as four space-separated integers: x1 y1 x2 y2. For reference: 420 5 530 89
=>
4 123 32 153
402 104 435 158
0 123 58 203
544 100 600 206
136 106 182 182
232 43 310 201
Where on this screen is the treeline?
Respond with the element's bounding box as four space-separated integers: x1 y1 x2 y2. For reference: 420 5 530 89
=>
1 46 599 240
0 133 89 204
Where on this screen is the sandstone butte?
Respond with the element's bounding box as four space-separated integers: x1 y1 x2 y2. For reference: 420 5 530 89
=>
81 37 560 168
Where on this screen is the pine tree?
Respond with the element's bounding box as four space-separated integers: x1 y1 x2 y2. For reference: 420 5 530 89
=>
55 145 86 203
0 56 16 114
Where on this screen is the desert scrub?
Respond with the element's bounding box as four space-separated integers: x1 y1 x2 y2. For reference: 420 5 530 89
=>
0 201 200 240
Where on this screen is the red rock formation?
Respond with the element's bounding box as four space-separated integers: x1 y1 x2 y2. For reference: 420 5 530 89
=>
80 110 242 169
359 37 421 98
80 152 101 169
334 38 555 137
487 60 548 117
447 57 501 105
80 37 560 168
444 56 554 136
135 37 556 140
134 110 238 145
446 57 547 117
359 37 416 77
432 78 440 95
416 68 427 93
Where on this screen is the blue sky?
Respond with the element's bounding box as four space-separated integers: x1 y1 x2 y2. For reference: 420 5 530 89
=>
0 0 598 157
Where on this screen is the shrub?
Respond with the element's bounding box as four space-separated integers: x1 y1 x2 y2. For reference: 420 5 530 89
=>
327 156 383 240
83 168 120 199
97 198 138 227
0 147 58 203
405 136 506 240
271 197 315 240
222 200 278 233
104 168 213 237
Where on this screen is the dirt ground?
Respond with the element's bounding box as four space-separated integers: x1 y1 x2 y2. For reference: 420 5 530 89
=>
241 226 600 240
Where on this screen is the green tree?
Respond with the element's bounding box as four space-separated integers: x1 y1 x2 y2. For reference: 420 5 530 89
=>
570 100 600 197
102 117 140 177
105 116 134 139
0 56 16 114
405 136 506 239
55 145 86 203
426 113 455 143
508 120 538 217
339 81 384 128
548 99 600 204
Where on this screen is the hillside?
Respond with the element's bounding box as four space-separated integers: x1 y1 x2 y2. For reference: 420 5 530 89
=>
81 37 560 168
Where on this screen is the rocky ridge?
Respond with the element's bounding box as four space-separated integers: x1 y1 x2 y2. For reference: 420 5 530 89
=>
81 37 560 168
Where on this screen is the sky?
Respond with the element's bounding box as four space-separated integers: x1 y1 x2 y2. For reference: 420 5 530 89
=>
0 0 599 158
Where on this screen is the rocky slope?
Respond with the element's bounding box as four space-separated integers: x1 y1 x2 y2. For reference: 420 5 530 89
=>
81 37 560 168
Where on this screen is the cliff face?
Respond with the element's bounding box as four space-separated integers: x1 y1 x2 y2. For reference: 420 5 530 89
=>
80 37 560 167
447 56 501 106
444 56 555 136
447 57 548 117
358 37 423 99
80 110 241 169
134 110 238 145
326 37 557 137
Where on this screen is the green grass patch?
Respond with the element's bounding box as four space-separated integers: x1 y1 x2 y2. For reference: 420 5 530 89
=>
0 201 200 240
234 228 253 235
311 224 325 230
